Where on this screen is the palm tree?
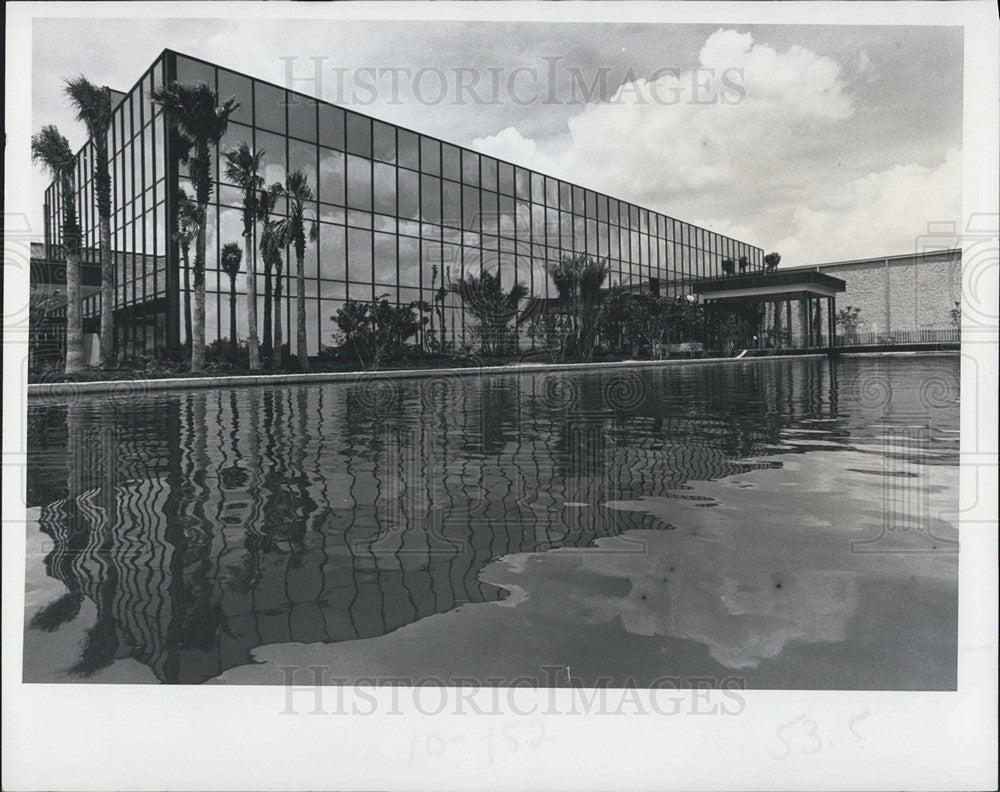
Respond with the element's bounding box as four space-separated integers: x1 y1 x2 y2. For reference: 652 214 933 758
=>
451 270 528 356
64 76 114 367
173 189 200 350
32 125 84 374
274 171 317 371
151 81 239 373
223 142 264 370
544 254 609 359
257 182 283 363
220 242 243 351
260 219 285 369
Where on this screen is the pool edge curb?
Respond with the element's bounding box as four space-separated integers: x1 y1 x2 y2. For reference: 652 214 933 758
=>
26 350 952 397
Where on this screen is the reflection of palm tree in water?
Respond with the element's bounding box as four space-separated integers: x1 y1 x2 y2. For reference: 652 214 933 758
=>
26 358 850 683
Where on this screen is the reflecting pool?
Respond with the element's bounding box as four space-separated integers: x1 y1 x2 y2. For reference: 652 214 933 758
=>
23 354 960 688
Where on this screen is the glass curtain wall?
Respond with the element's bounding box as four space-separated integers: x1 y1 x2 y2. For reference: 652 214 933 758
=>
45 49 763 358
43 57 170 355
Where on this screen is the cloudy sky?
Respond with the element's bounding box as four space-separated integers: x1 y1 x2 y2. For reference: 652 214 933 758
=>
31 18 962 265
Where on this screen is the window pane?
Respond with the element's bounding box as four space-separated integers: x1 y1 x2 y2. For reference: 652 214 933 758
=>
498 162 514 195
318 222 346 280
345 111 371 158
318 148 344 205
398 168 419 220
254 81 286 134
288 95 317 142
346 155 371 211
441 143 460 181
176 55 215 88
462 150 479 186
372 121 396 164
398 129 419 170
373 162 396 215
257 129 286 186
347 227 372 285
420 174 440 223
318 103 344 149
217 69 252 125
442 180 460 228
480 156 497 191
374 231 397 284
515 167 529 200
420 136 440 175
289 138 317 193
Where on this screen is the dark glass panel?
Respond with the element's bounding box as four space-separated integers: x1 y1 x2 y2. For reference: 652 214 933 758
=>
372 121 396 164
514 167 529 200
442 180 461 228
257 129 287 187
398 129 419 169
462 184 480 231
420 136 440 175
288 95 317 142
254 81 287 134
347 226 372 285
559 181 571 210
441 143 460 181
420 174 441 223
373 162 396 216
498 161 514 195
318 103 345 150
217 69 253 125
399 235 420 287
318 148 344 205
346 154 371 211
461 150 480 186
530 172 544 203
176 55 215 88
374 231 397 285
498 193 515 237
345 112 371 157
289 138 318 193
318 222 346 280
398 168 419 220
480 156 497 191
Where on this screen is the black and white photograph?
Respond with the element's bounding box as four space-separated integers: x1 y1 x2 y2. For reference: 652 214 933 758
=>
3 2 997 790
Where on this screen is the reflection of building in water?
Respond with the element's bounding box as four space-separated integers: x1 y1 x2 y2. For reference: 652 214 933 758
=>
27 360 843 683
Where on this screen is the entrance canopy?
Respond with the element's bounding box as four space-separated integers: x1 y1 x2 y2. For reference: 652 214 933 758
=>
692 270 845 304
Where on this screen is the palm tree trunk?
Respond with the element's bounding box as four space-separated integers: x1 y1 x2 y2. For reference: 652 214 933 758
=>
229 275 238 354
182 246 192 353
262 259 273 364
192 211 207 373
64 247 85 374
273 264 283 369
98 217 114 365
296 248 309 371
245 232 260 370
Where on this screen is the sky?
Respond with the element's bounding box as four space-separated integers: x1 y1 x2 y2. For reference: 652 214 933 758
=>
31 18 963 266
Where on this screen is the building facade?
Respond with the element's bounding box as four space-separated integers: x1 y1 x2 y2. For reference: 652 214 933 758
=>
796 248 962 335
42 49 764 358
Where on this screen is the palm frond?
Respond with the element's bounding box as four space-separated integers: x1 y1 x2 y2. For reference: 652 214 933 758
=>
31 125 75 176
63 76 112 144
220 242 243 279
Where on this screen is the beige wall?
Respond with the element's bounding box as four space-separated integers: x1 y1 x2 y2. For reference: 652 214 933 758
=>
820 251 961 334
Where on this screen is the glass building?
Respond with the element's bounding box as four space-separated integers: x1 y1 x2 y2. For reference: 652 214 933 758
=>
43 49 764 357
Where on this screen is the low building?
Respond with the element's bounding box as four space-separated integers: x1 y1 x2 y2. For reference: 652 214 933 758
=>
785 248 962 337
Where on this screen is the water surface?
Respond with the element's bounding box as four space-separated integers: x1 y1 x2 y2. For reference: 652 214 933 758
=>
24 355 960 688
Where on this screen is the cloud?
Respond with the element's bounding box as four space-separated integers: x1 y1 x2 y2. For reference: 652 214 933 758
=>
471 28 960 266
